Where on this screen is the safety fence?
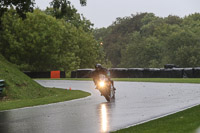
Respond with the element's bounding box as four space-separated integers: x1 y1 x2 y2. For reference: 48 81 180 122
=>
71 68 200 78
24 71 66 78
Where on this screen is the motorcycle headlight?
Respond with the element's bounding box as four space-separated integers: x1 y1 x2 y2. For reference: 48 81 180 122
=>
99 81 105 87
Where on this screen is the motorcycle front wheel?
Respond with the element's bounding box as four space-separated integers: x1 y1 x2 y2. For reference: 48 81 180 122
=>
104 95 110 102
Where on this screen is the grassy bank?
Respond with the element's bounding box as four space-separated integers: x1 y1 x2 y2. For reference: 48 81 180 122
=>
0 89 90 111
0 54 90 111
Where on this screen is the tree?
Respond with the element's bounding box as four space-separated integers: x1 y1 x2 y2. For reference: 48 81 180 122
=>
119 32 162 68
0 9 104 72
0 0 35 19
175 45 200 67
49 0 77 19
95 13 200 68
164 15 182 25
0 0 86 22
95 13 152 67
0 9 80 72
80 0 87 6
46 0 93 31
0 0 35 31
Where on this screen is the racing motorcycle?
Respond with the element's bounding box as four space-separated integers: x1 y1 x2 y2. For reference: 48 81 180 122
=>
96 74 115 102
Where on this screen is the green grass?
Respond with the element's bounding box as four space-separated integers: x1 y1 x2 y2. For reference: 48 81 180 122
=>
113 104 200 133
53 78 200 84
0 54 90 111
112 78 200 84
0 89 90 111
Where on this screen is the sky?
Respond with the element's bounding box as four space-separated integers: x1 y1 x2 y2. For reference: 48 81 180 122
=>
35 0 200 28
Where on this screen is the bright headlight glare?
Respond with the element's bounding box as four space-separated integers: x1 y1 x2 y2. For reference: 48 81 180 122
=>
99 81 105 87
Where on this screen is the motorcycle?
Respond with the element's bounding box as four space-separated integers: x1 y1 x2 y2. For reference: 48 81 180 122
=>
96 74 115 102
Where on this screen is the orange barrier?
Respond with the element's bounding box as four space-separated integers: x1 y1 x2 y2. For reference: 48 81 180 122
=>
51 71 60 79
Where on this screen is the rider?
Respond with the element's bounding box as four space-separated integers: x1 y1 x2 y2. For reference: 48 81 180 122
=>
91 64 116 90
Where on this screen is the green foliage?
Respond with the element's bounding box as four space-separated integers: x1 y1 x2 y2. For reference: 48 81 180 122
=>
0 8 105 72
47 0 93 32
1 9 74 71
50 0 77 19
80 0 87 6
94 13 200 68
0 0 35 30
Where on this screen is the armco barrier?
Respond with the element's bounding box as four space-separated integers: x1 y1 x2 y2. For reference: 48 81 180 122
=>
24 71 65 78
71 67 200 78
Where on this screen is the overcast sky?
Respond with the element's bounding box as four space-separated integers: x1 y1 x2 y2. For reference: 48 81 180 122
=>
35 0 200 28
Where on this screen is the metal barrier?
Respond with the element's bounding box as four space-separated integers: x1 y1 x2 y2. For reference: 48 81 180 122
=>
0 80 5 94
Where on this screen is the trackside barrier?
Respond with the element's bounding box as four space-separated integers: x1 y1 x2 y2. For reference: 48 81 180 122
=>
71 68 200 78
183 68 193 78
0 80 5 94
76 69 93 78
193 68 200 78
51 71 60 79
109 68 129 78
24 71 66 78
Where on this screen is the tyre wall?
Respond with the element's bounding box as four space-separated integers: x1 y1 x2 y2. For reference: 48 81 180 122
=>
24 71 66 78
71 68 200 78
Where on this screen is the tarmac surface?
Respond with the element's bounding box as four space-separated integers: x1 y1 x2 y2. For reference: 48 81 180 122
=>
0 80 200 133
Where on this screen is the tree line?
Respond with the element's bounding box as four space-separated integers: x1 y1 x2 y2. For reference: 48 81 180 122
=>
1 0 199 71
94 13 200 68
0 0 108 75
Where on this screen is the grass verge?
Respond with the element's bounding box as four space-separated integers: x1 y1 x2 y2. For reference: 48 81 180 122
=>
113 104 200 133
0 88 90 111
49 78 200 84
112 78 200 83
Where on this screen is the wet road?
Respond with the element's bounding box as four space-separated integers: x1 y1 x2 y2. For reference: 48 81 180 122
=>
1 80 200 133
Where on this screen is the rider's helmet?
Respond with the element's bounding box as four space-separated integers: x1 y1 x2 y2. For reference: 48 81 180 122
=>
95 64 102 71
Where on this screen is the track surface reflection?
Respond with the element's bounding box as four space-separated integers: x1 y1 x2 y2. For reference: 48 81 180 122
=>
0 80 200 133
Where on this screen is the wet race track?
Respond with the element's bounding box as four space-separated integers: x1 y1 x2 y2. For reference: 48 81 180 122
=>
1 80 200 133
